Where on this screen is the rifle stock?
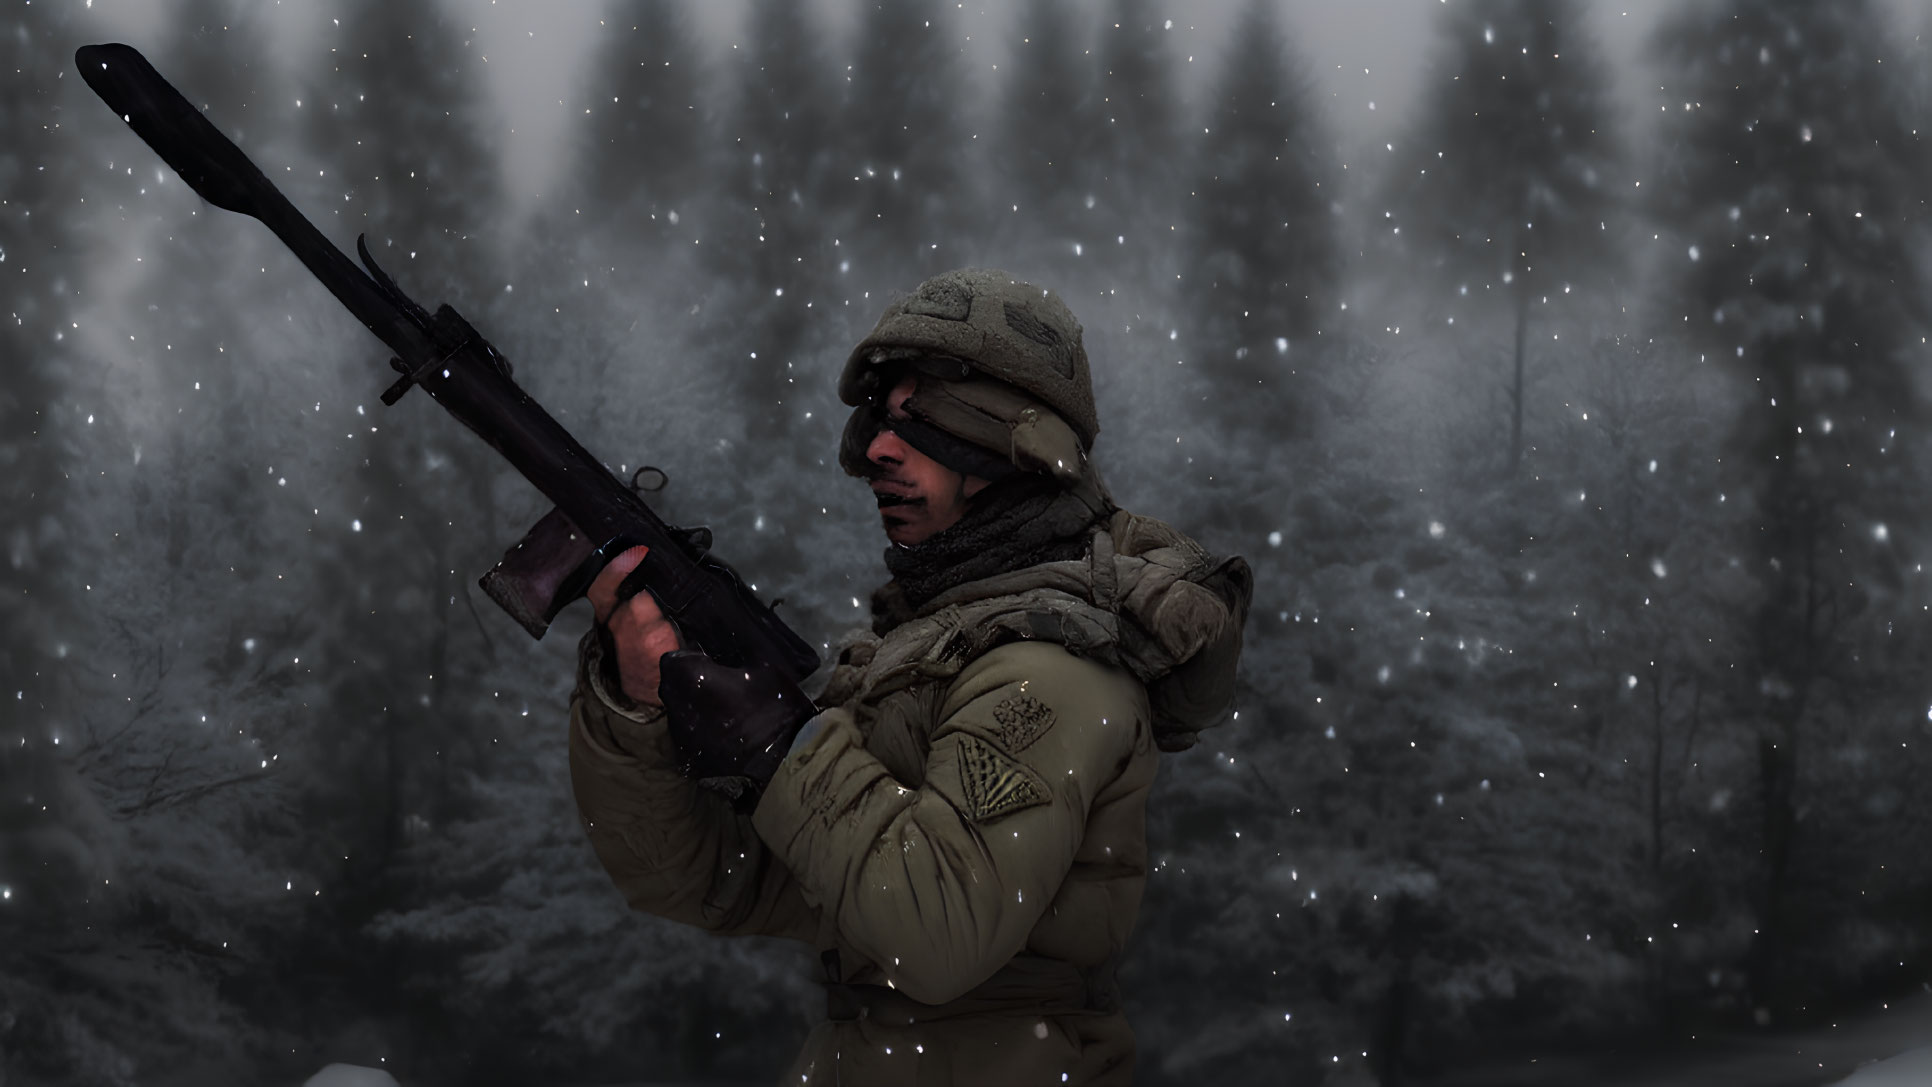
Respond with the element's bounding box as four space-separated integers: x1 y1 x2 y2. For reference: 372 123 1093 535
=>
75 43 819 685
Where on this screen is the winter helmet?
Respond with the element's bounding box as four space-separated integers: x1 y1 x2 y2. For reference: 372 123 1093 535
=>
839 268 1099 447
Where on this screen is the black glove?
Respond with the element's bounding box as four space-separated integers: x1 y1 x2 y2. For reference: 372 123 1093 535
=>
657 649 817 789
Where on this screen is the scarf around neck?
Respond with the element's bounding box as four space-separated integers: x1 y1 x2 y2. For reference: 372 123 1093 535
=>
872 472 1113 633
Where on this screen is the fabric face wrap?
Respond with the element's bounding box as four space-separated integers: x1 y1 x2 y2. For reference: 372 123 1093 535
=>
838 365 1087 488
879 413 1019 483
838 380 1018 484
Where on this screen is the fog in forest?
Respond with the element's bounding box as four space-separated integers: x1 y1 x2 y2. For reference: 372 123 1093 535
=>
6 1 1932 1084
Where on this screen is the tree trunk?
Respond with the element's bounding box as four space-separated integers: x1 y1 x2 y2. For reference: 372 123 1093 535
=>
1752 723 1799 1016
1373 892 1418 1086
1749 465 1821 1019
1507 274 1529 474
1650 664 1667 872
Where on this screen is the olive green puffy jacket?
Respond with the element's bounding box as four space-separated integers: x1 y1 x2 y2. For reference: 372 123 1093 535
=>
569 510 1251 1086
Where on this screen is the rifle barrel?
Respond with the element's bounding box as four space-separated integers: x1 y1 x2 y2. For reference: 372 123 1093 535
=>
76 43 433 362
74 42 820 682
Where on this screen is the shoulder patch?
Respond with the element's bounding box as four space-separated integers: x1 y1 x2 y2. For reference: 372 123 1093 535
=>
957 735 1050 821
992 693 1056 752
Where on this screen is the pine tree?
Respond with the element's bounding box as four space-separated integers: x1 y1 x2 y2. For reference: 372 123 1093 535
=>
1381 0 1622 474
1649 0 1930 1017
665 0 855 621
301 0 501 301
842 0 977 291
1514 332 1756 1026
0 0 82 742
1181 0 1336 433
0 2 111 1073
292 0 510 910
574 3 709 242
995 0 1104 274
0 4 334 1076
1089 0 1183 306
1093 0 1181 204
365 712 815 1081
1066 0 1189 467
712 0 841 443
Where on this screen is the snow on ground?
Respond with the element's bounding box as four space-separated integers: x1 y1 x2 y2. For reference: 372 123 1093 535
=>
302 1065 400 1087
1431 997 1932 1086
1835 1047 1932 1085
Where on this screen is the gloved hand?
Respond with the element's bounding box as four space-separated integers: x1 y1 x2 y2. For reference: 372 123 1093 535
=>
657 649 817 788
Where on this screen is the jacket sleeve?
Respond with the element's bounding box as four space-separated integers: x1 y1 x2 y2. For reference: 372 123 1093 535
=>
568 628 819 942
750 639 1149 1005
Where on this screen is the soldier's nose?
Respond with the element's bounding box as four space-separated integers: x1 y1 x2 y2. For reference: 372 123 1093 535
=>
866 426 906 467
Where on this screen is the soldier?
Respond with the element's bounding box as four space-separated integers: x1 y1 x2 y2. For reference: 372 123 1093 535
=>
569 269 1252 1085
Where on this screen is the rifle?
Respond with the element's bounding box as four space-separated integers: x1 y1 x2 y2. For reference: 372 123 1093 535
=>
74 43 819 688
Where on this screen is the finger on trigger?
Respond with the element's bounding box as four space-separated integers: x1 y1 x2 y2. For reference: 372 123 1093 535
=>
591 545 651 622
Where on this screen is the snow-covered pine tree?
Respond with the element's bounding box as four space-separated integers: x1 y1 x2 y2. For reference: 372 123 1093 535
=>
1087 0 1184 333
840 0 978 292
288 0 511 946
1649 0 1932 1019
1180 0 1336 438
573 1 709 245
0 0 85 850
0 4 344 1077
1380 0 1622 475
672 0 860 641
0 3 134 1078
994 0 1104 279
1511 330 1755 1026
301 0 499 299
1091 0 1180 221
715 0 841 427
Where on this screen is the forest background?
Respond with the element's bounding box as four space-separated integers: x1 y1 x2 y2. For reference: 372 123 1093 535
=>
5 0 1932 1084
